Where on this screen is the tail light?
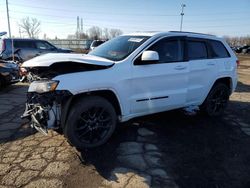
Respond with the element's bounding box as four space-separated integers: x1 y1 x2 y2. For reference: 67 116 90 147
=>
236 60 240 67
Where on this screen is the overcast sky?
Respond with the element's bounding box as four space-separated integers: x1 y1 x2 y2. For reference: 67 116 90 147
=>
0 0 249 39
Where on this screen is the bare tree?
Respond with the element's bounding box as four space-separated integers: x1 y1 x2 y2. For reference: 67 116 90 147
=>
19 17 41 38
102 28 110 40
109 29 123 39
224 35 250 46
88 26 102 40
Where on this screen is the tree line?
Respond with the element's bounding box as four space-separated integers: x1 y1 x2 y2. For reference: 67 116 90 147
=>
18 17 123 40
224 36 250 46
18 17 249 44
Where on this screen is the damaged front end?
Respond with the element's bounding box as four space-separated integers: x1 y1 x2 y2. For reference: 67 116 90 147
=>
21 54 114 135
22 80 72 135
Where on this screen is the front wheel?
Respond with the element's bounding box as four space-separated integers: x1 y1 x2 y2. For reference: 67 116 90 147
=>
200 83 230 116
64 96 117 149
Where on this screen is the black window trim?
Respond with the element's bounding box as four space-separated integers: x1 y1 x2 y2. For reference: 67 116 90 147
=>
186 37 209 61
133 36 187 66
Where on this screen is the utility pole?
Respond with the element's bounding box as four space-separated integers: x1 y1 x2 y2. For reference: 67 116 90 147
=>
19 27 22 38
180 4 186 32
81 18 83 33
76 16 80 39
6 0 11 38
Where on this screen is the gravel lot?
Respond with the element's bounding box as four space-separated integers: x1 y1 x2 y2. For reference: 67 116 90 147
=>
0 55 249 188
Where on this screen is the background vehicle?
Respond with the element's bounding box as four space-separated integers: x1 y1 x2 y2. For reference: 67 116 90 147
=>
0 60 19 88
234 45 250 53
22 31 238 149
0 38 73 62
242 46 250 54
89 40 105 51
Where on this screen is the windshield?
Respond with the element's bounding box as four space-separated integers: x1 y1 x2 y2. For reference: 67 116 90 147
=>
89 35 150 61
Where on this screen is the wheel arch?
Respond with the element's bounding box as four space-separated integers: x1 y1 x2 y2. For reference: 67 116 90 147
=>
200 76 233 105
61 89 123 127
212 76 233 93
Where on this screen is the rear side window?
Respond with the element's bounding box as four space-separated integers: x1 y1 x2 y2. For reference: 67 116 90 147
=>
14 41 35 48
188 41 207 60
209 40 230 58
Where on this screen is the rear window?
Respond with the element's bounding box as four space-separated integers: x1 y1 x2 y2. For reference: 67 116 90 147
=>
209 40 230 58
188 41 208 60
14 40 35 48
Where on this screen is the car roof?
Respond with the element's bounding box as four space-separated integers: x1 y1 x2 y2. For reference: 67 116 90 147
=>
123 31 220 40
4 38 46 42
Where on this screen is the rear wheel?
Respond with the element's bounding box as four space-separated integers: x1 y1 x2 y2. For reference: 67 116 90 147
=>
0 76 5 89
64 96 117 149
200 83 230 116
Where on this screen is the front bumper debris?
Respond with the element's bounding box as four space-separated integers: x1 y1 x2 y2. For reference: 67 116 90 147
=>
22 90 72 135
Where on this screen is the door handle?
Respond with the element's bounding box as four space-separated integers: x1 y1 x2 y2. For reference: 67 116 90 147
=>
207 62 215 66
175 65 187 70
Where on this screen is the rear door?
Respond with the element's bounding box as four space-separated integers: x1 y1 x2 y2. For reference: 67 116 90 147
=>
14 40 37 61
131 37 189 115
186 38 218 104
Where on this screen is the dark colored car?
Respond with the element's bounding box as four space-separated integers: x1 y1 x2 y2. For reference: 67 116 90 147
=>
235 45 250 53
0 60 19 88
0 38 73 62
89 40 106 51
242 46 250 54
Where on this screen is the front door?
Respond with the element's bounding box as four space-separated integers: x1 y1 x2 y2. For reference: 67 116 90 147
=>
131 37 189 115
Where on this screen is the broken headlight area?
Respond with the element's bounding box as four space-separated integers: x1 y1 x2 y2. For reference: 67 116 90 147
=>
22 90 72 135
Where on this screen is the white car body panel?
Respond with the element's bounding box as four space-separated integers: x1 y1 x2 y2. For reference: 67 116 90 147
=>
25 31 238 122
22 53 114 67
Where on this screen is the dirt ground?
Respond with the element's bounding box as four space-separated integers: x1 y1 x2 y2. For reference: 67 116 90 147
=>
0 55 249 188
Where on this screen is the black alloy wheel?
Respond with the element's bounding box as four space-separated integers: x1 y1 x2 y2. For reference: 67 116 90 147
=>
64 96 117 149
201 83 230 116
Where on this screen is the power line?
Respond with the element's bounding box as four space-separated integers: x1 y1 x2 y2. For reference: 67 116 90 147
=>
8 3 179 17
9 9 249 26
9 2 249 17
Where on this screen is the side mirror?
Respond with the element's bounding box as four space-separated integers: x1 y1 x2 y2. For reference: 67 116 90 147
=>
141 50 159 63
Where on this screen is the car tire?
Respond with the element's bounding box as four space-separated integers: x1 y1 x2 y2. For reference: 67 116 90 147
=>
200 83 230 116
64 96 117 149
0 76 5 89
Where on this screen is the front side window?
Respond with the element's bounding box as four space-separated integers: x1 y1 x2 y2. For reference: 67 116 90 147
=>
209 40 230 58
36 41 55 50
188 40 207 60
148 39 184 63
89 35 149 61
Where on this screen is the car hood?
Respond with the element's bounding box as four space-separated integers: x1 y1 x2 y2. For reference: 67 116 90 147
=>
22 53 114 67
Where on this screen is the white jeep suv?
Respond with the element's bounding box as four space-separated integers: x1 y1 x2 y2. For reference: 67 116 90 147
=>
22 31 238 149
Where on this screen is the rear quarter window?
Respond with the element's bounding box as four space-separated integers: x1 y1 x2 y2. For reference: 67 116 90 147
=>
187 41 208 60
209 40 230 58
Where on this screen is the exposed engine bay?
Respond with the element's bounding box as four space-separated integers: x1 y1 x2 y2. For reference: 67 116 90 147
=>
22 61 113 134
26 61 113 80
22 90 72 134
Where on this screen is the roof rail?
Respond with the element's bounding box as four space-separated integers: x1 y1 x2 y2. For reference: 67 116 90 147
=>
169 31 215 36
